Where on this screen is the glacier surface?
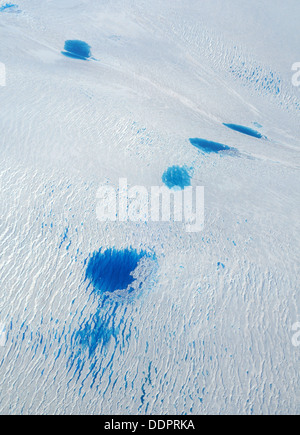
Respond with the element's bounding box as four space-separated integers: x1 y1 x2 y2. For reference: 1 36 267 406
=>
0 0 299 415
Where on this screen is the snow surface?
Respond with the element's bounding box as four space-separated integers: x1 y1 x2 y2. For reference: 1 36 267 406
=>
0 0 299 415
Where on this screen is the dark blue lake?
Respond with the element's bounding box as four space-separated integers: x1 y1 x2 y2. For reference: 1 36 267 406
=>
223 123 263 139
189 138 231 153
162 166 191 190
62 40 92 60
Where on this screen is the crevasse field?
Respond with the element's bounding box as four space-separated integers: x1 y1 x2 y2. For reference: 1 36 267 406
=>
0 0 299 415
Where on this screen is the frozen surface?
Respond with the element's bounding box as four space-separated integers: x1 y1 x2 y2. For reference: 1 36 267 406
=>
0 0 299 415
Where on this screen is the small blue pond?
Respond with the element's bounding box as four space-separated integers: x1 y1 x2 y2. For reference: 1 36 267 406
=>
85 248 151 294
62 40 92 60
162 166 191 190
189 138 231 153
0 3 19 12
223 124 263 139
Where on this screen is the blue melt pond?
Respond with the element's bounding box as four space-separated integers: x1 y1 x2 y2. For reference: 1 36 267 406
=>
189 138 230 153
162 166 191 190
85 248 149 294
223 124 263 139
0 3 19 12
62 40 92 60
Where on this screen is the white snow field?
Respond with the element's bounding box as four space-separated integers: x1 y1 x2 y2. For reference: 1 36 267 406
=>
0 0 299 415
